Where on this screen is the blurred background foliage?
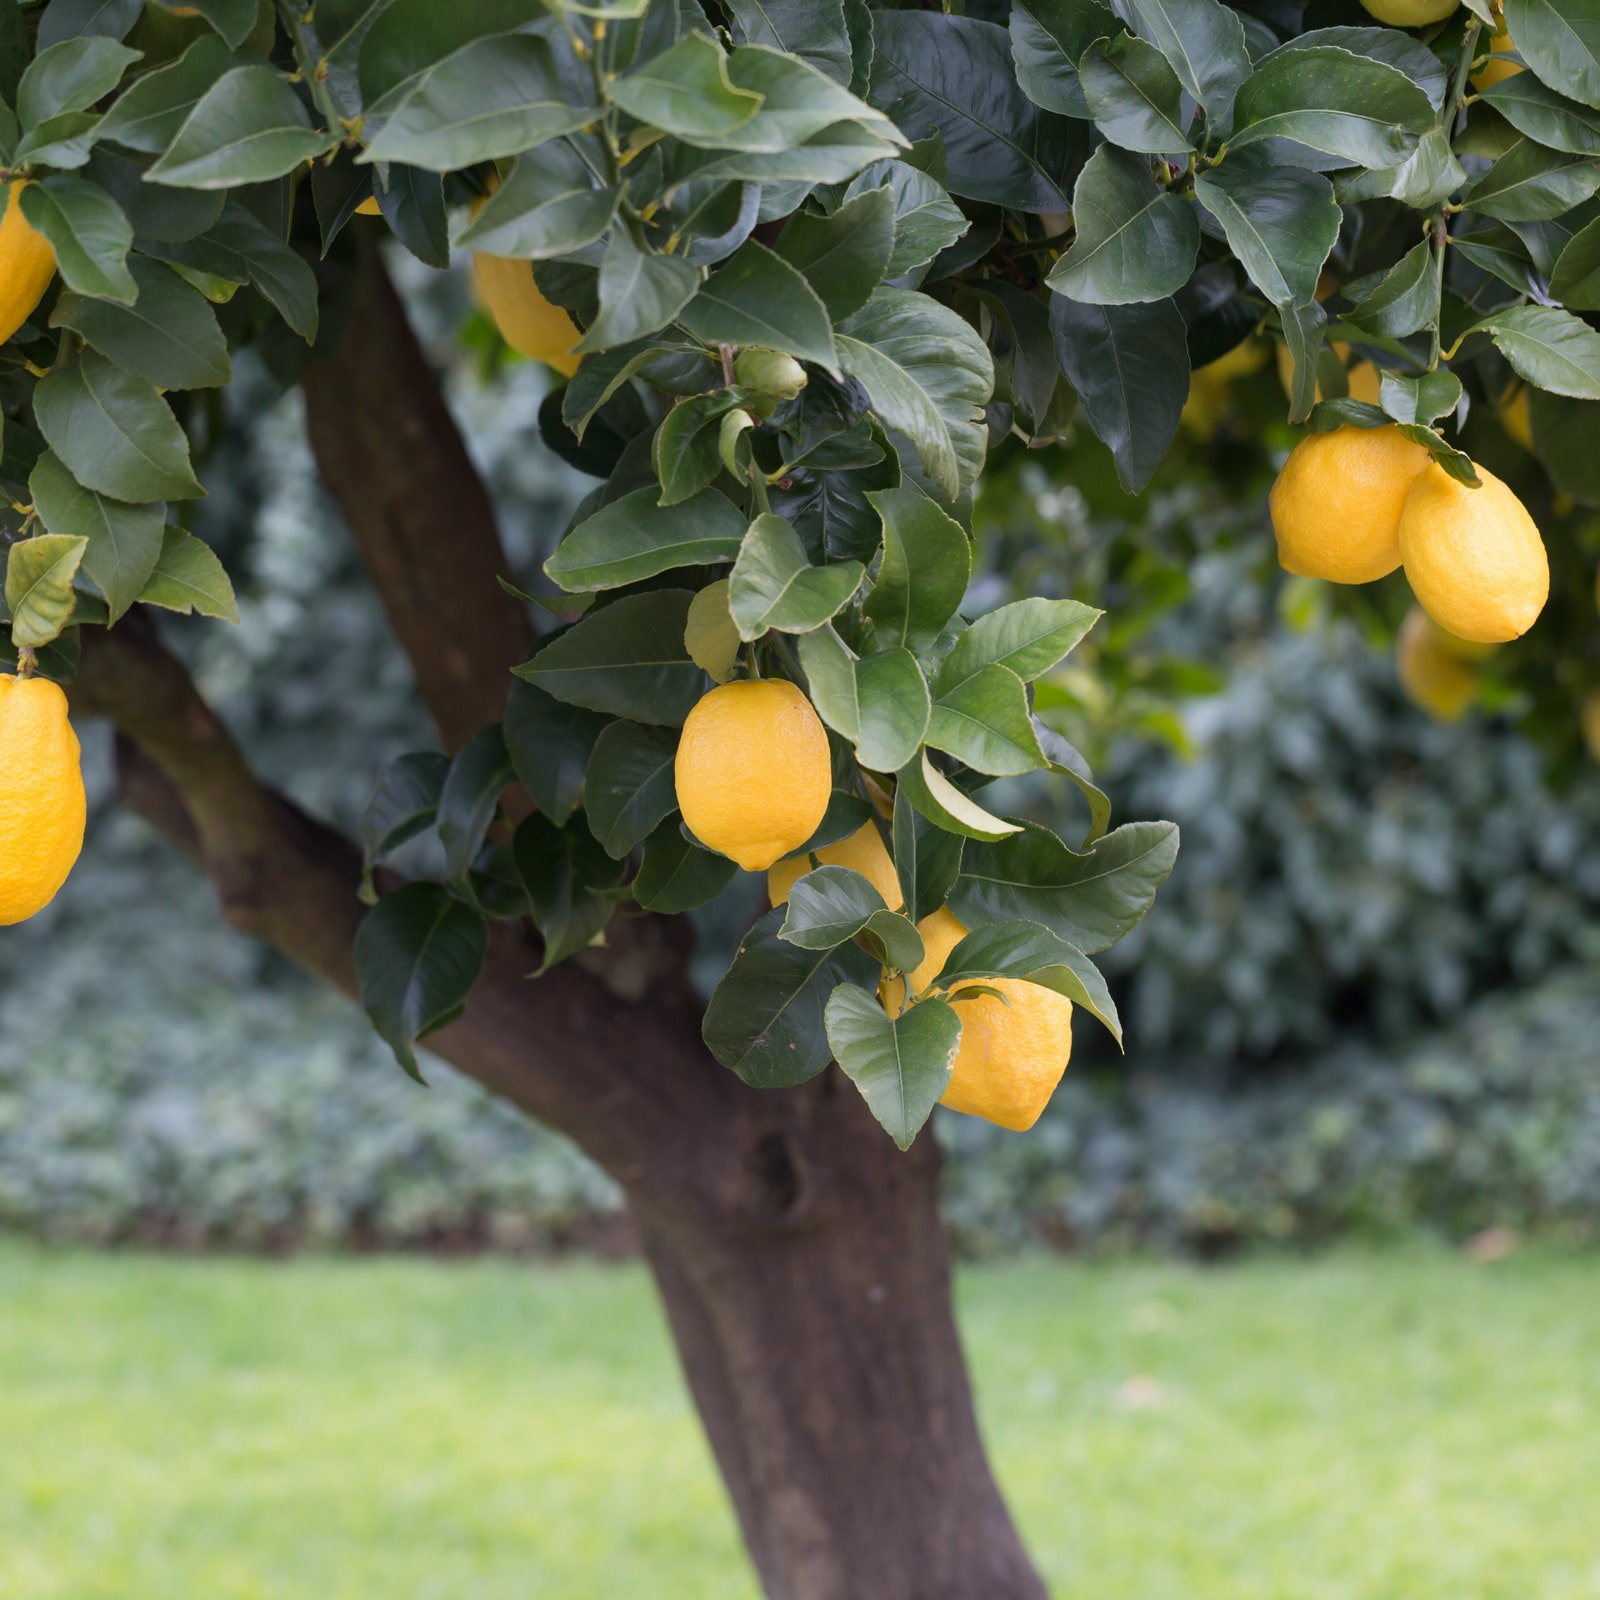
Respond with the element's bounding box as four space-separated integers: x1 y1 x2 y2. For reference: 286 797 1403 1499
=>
3 254 1598 1255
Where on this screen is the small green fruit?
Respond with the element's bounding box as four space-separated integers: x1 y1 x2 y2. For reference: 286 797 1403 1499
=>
734 348 807 413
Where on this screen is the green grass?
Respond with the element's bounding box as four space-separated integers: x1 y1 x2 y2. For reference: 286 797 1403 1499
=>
4 1247 1600 1599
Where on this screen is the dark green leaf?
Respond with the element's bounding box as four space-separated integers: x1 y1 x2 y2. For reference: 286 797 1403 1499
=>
37 0 141 50
1481 71 1600 156
725 0 852 86
576 228 701 352
797 625 930 773
373 162 449 270
152 0 257 48
135 526 236 620
720 43 900 153
1551 215 1600 308
825 983 958 1149
778 862 888 948
702 906 880 1087
843 159 969 284
361 751 450 870
437 724 514 882
16 36 140 125
611 30 761 145
513 811 628 974
3 533 86 649
927 663 1047 778
1263 26 1447 110
633 818 738 912
514 589 708 725
892 778 963 922
34 350 203 502
1048 292 1188 494
1033 718 1111 847
1009 0 1119 119
1461 138 1600 222
357 0 545 117
18 176 135 306
1501 0 1600 112
356 883 488 1081
951 818 1179 954
1342 238 1436 339
546 486 746 591
1048 143 1199 306
1379 368 1462 426
1469 304 1600 399
728 512 864 639
1078 33 1193 156
678 239 839 371
146 64 334 187
1529 387 1600 504
454 142 618 258
583 719 679 859
653 390 747 507
28 450 162 622
862 486 969 655
1194 152 1340 311
95 34 236 155
1278 297 1326 424
1117 0 1252 131
774 186 893 321
503 677 609 828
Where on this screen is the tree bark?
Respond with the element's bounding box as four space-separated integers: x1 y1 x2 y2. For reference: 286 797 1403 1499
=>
72 240 1051 1600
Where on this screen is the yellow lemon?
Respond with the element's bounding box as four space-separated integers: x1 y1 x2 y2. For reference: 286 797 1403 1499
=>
1359 0 1458 23
1499 384 1533 452
1582 689 1600 763
0 674 86 925
1395 607 1483 722
472 254 582 377
1270 425 1432 584
1398 462 1548 643
768 821 902 909
675 679 831 872
0 181 57 346
357 195 382 216
882 904 969 1011
941 979 1074 1133
1472 23 1520 90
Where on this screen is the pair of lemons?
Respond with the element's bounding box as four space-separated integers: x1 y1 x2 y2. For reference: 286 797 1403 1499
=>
1271 424 1549 644
676 678 1074 1133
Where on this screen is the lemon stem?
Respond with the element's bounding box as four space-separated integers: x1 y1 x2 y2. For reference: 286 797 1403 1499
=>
1429 17 1483 373
15 646 35 680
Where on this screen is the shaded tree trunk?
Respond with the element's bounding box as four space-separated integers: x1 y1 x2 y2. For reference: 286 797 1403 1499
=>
71 232 1049 1600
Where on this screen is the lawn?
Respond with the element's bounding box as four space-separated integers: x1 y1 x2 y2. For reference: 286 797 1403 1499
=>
3 1246 1599 1599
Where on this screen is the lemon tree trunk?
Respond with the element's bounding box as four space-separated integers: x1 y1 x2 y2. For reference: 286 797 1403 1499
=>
75 235 1049 1600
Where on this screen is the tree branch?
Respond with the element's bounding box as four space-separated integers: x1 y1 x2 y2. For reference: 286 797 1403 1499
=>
302 231 537 753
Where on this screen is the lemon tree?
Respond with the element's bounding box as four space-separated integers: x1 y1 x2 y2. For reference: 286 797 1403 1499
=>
2 0 1600 1590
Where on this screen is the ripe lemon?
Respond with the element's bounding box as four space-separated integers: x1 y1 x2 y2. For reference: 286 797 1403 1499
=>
1359 0 1458 23
0 181 56 347
1472 23 1520 90
1582 689 1600 763
1395 607 1483 722
1270 425 1432 584
1498 384 1533 451
768 820 902 909
472 253 581 377
942 979 1074 1133
357 195 382 216
675 679 831 872
1398 462 1548 642
881 904 969 1011
0 674 86 924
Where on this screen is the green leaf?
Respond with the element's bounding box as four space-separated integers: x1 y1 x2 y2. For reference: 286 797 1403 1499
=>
898 749 1022 842
1048 293 1188 494
37 0 141 50
927 663 1047 778
720 43 900 154
666 120 902 191
1481 72 1600 156
868 11 1072 211
11 109 98 170
1379 369 1462 426
1266 26 1447 110
934 918 1121 1046
3 533 86 650
95 34 236 155
633 818 739 913
951 819 1179 955
1393 421 1478 486
357 0 545 117
653 390 748 507
146 64 334 188
1193 152 1340 312
702 906 880 1087
797 624 930 773
684 578 741 683
778 862 889 948
1009 0 1120 119
1551 216 1600 308
546 487 746 592
362 33 594 169
1468 305 1600 400
1078 33 1193 156
1118 0 1252 130
678 240 838 372
1461 139 1600 222
576 228 701 353
842 159 969 283
356 883 488 1081
774 186 893 321
135 526 237 620
1228 46 1435 169
1047 143 1199 306
1529 387 1600 504
29 450 162 623
514 589 708 725
725 0 852 86
836 288 993 500
360 751 449 872
610 30 762 146
19 176 135 305
1337 126 1466 211
728 512 864 639
34 351 203 503
936 598 1100 694
1341 239 1436 340
1501 0 1600 111
453 144 618 258
16 36 140 126
50 255 229 390
151 0 258 48
513 811 627 974
892 779 963 922
1278 297 1326 425
1033 719 1110 848
862 486 969 655
502 677 609 828
583 720 679 859
436 725 514 883
826 982 957 1148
